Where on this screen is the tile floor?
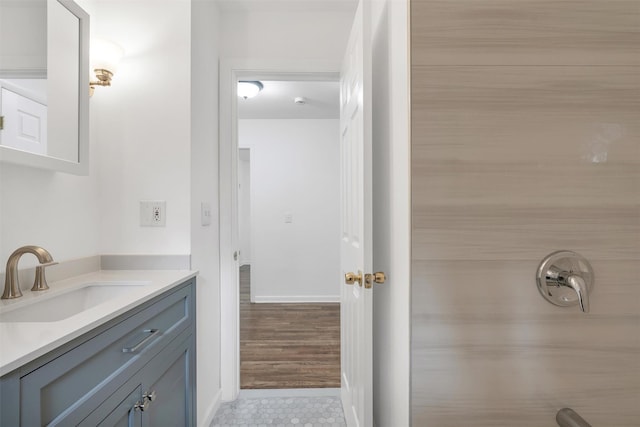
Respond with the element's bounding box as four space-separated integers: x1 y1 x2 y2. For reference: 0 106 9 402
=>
211 389 347 427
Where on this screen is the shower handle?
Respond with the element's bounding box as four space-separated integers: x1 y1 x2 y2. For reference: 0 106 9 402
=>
536 251 594 313
544 265 590 313
565 274 589 313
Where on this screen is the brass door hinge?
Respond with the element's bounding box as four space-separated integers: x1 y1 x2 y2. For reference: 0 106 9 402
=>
0 116 4 130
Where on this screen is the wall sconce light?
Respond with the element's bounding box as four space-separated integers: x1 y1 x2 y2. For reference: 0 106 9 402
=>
90 39 124 96
237 81 264 99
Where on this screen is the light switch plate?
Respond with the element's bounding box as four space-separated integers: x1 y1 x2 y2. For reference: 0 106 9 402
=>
201 202 212 226
140 201 166 227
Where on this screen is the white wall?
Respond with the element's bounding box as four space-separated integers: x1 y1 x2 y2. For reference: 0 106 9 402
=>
238 149 251 266
0 159 100 271
219 4 354 68
90 0 191 255
191 0 222 424
370 0 411 425
239 119 340 302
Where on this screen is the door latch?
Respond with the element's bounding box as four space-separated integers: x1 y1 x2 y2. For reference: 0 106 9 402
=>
364 272 386 289
345 271 386 288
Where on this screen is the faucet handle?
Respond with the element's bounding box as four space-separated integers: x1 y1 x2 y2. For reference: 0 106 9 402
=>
31 262 58 292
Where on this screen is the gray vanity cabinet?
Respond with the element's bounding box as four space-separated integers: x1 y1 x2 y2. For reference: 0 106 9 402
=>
0 278 196 426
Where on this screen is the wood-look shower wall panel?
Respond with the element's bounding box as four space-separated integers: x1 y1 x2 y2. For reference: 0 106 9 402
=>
411 260 639 426
411 0 640 66
412 67 640 262
410 1 640 426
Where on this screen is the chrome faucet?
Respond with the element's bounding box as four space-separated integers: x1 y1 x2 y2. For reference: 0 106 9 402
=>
2 246 57 299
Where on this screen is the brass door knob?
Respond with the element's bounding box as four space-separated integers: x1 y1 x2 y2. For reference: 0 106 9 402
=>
345 271 362 286
364 272 386 289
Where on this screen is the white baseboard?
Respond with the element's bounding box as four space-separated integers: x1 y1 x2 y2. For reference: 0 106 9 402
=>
199 388 222 427
239 388 341 398
253 295 340 303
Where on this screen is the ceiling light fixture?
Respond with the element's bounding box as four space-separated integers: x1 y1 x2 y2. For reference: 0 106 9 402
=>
237 81 264 99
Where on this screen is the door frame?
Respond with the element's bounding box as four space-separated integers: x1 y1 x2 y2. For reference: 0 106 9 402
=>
218 58 339 401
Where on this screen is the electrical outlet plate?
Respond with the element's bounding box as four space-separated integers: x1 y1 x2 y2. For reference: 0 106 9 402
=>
140 201 166 227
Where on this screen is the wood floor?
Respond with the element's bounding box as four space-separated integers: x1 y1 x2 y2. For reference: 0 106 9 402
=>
240 265 341 389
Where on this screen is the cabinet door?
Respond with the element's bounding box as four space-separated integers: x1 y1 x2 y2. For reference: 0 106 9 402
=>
140 334 195 427
79 384 142 427
0 86 48 154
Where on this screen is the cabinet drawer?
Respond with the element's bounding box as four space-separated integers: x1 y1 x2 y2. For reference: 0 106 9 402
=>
19 281 193 426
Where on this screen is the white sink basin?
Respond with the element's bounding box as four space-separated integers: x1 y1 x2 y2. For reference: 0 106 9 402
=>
0 281 150 323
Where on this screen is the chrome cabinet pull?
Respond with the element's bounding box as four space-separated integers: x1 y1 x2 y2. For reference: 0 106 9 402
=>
122 329 160 353
143 390 156 403
556 408 592 427
134 390 157 412
134 399 150 412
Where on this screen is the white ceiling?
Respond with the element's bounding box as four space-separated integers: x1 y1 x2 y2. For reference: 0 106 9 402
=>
237 80 340 120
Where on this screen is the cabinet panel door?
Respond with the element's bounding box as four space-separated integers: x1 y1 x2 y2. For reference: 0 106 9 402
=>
0 86 48 155
98 386 142 427
78 384 142 427
141 334 195 427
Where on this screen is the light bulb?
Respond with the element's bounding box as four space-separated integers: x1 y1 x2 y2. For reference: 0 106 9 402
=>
237 81 264 99
91 39 124 73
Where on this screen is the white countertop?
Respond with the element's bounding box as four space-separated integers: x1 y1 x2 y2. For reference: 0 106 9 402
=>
0 269 197 377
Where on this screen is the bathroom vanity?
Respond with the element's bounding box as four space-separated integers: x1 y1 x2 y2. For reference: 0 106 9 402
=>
0 271 196 426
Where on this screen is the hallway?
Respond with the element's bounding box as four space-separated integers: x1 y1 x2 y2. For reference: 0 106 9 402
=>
240 266 341 389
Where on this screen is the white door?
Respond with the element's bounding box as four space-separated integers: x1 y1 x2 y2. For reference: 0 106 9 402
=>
340 0 374 426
